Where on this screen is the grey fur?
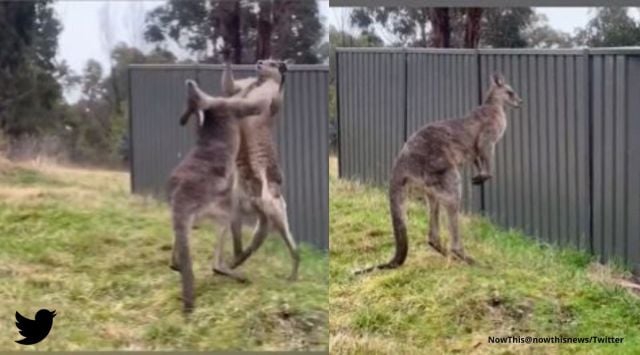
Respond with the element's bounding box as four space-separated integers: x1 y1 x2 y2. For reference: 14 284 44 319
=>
356 72 522 274
221 59 300 281
168 80 270 313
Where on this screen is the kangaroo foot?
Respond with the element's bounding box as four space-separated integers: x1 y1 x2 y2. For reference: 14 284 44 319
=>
287 271 298 282
472 174 491 185
452 249 476 265
428 241 447 256
182 300 195 315
230 252 251 270
213 266 249 283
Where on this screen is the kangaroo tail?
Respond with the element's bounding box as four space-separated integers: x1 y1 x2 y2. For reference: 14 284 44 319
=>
354 169 408 275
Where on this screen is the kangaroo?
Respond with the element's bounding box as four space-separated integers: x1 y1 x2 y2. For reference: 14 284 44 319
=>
168 79 272 313
355 73 522 275
221 57 300 281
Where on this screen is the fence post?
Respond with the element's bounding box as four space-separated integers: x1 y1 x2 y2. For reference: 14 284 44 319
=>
336 51 343 178
127 66 135 194
474 49 486 215
583 49 594 256
402 48 409 143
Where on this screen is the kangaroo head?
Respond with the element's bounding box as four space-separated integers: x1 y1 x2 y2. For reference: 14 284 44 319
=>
255 59 289 85
485 72 522 109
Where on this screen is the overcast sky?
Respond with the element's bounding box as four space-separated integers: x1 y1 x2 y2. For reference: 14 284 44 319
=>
54 0 331 75
54 2 637 76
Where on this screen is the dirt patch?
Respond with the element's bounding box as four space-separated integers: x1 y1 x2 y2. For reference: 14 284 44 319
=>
248 305 327 350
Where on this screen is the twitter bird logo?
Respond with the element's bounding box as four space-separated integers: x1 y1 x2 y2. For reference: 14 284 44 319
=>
15 309 56 345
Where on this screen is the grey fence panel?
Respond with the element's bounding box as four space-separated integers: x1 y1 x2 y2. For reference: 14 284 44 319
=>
129 65 329 250
336 47 640 270
406 50 481 212
591 54 640 267
627 57 640 272
277 69 330 251
130 68 197 197
478 53 590 251
337 49 406 186
406 50 478 131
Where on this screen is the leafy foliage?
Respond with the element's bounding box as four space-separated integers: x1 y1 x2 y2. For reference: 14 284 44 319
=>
62 43 179 165
480 8 535 48
525 13 574 48
348 7 576 49
575 7 640 47
145 0 326 64
0 1 63 136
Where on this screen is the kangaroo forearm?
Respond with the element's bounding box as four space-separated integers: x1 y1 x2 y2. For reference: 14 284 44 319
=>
222 62 239 96
476 142 495 174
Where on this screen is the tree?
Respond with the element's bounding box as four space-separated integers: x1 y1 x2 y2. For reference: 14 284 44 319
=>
0 1 63 136
525 13 574 48
256 1 273 60
62 44 179 164
349 7 555 49
350 7 488 48
145 0 326 64
350 7 431 46
480 8 534 48
463 8 483 48
216 0 244 63
271 1 325 63
430 8 451 47
575 7 640 47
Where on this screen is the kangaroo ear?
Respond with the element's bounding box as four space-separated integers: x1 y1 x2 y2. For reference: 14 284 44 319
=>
492 72 505 87
278 61 289 74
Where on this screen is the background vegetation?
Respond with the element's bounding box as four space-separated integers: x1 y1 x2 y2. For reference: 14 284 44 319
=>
0 0 328 167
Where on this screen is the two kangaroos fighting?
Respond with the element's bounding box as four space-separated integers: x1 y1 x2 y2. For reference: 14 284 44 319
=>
356 73 522 275
168 57 297 313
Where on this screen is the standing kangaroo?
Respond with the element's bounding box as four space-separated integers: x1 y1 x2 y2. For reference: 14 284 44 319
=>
356 73 522 275
221 58 300 281
168 80 271 313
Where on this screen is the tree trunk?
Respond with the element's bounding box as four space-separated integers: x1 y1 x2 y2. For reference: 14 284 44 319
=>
430 8 451 48
271 0 289 60
256 1 273 60
418 8 430 47
464 8 483 48
218 0 243 63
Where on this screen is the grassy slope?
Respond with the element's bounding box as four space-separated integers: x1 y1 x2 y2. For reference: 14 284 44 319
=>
329 157 640 354
0 159 327 351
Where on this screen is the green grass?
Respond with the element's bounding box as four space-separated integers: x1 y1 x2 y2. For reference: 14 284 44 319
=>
0 159 327 351
329 157 640 354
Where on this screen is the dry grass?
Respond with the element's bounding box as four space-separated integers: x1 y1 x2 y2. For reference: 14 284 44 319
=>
0 160 327 351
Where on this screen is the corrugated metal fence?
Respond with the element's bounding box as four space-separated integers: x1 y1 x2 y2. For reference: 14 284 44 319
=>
129 64 329 250
336 48 640 271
